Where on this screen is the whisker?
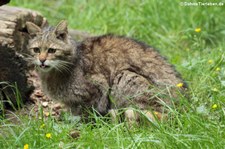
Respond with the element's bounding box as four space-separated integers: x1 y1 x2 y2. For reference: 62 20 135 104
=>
49 60 71 74
53 65 64 73
58 60 74 66
59 64 72 73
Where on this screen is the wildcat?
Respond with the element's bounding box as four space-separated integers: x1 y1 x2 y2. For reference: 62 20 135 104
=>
26 20 187 122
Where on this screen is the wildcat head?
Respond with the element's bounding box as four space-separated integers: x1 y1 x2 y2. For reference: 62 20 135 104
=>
26 20 76 73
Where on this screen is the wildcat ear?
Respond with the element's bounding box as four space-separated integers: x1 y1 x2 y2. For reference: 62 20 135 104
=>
54 20 68 41
26 22 41 36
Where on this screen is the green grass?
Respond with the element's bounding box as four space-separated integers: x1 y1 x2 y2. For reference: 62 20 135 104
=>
1 0 225 148
0 82 24 118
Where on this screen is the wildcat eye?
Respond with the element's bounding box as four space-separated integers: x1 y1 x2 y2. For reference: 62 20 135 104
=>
33 48 40 53
48 48 56 53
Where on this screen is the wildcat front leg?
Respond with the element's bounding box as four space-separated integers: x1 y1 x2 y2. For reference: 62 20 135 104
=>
90 74 110 115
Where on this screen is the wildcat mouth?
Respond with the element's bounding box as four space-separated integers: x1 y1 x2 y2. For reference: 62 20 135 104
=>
39 64 50 69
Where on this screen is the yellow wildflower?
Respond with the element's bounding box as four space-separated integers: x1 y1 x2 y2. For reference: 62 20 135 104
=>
24 144 29 149
195 28 201 33
40 123 45 129
208 60 213 64
212 104 218 109
216 67 221 71
46 133 52 139
212 88 219 92
176 83 183 88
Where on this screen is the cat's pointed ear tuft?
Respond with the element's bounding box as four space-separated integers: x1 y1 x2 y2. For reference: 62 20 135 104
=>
54 20 68 41
26 22 41 36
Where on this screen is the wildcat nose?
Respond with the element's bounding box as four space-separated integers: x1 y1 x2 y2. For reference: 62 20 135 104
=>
39 59 46 64
39 53 47 65
39 59 47 68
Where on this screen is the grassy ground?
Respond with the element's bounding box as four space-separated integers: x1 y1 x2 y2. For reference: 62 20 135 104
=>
1 0 225 148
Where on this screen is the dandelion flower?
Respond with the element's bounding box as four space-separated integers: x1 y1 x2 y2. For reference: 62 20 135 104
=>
24 144 29 149
195 28 201 33
216 67 221 71
46 133 52 139
212 104 218 109
176 83 183 88
208 60 213 64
